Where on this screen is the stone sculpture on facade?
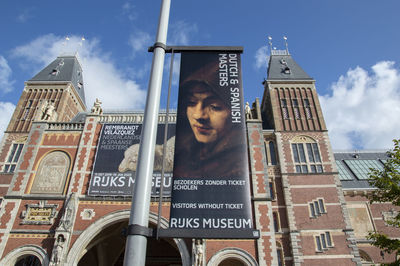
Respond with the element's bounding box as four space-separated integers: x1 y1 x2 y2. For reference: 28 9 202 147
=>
50 193 77 266
245 102 253 120
91 98 103 115
193 239 204 266
51 234 65 265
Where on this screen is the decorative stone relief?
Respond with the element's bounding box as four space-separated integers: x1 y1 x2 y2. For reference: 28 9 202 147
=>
382 209 399 227
20 200 58 225
80 209 96 220
31 151 70 194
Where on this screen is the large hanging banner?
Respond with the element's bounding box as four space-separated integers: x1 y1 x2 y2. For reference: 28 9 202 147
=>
89 123 175 196
169 52 255 238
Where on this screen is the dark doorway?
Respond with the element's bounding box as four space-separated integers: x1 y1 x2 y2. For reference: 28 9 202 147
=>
78 221 182 266
15 255 41 266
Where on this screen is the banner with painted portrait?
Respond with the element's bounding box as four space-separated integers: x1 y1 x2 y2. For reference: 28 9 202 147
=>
89 123 175 196
169 52 256 238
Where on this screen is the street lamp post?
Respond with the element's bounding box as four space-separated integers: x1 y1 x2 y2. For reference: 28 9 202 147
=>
123 0 171 265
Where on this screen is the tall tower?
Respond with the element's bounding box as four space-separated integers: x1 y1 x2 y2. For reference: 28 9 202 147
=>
0 55 86 173
6 55 86 133
261 49 361 265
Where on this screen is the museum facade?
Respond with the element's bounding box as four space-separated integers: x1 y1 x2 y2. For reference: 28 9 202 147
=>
0 51 398 266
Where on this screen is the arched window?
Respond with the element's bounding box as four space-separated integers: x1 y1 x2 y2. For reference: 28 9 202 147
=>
269 141 277 165
30 151 70 194
276 242 284 266
291 136 323 173
265 140 278 166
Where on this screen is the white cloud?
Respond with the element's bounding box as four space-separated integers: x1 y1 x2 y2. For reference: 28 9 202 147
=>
0 56 14 93
122 2 137 21
16 9 33 23
0 102 16 140
254 46 269 70
168 21 198 45
11 34 146 110
320 61 400 150
128 31 151 58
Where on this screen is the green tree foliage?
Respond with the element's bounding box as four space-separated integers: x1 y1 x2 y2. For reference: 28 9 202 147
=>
368 139 400 265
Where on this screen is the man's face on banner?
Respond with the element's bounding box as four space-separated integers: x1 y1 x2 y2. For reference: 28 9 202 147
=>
186 84 230 144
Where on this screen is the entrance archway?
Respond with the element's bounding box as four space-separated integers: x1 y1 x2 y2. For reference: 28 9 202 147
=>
67 210 190 266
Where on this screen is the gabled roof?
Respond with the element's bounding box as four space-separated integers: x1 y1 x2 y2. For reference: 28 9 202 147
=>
267 51 313 81
29 55 86 105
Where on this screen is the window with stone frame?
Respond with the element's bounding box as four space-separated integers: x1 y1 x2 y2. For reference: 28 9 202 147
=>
292 99 300 119
22 100 33 120
304 99 312 119
309 198 327 218
265 140 278 166
315 232 333 252
269 181 276 200
2 142 24 173
273 211 281 232
291 136 323 174
281 99 289 119
276 242 285 266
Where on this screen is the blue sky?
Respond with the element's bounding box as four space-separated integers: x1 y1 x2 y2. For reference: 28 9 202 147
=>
1 0 400 150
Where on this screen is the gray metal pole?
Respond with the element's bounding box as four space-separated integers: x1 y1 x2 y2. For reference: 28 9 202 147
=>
123 0 170 265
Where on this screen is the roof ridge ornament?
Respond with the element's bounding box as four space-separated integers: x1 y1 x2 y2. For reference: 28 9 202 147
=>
283 36 289 54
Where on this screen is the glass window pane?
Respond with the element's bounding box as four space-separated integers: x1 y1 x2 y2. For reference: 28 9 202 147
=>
269 182 275 200
310 203 316 217
296 165 301 173
13 144 24 163
316 236 322 251
314 201 320 215
292 144 299 163
336 160 352 180
318 199 325 213
269 142 277 165
326 232 332 246
298 144 306 163
302 165 308 173
317 165 323 173
312 143 321 162
7 144 17 163
273 212 279 232
10 165 16 172
307 143 315 162
4 165 10 172
277 249 283 266
310 165 316 173
321 233 327 249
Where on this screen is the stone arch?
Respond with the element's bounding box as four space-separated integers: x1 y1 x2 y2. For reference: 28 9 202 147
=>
207 247 258 266
30 150 71 194
66 210 190 266
0 244 50 266
290 135 317 143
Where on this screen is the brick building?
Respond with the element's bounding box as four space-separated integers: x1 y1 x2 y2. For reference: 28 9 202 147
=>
0 51 397 266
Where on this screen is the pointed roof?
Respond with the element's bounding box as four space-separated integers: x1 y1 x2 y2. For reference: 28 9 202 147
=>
267 50 313 81
29 55 86 105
